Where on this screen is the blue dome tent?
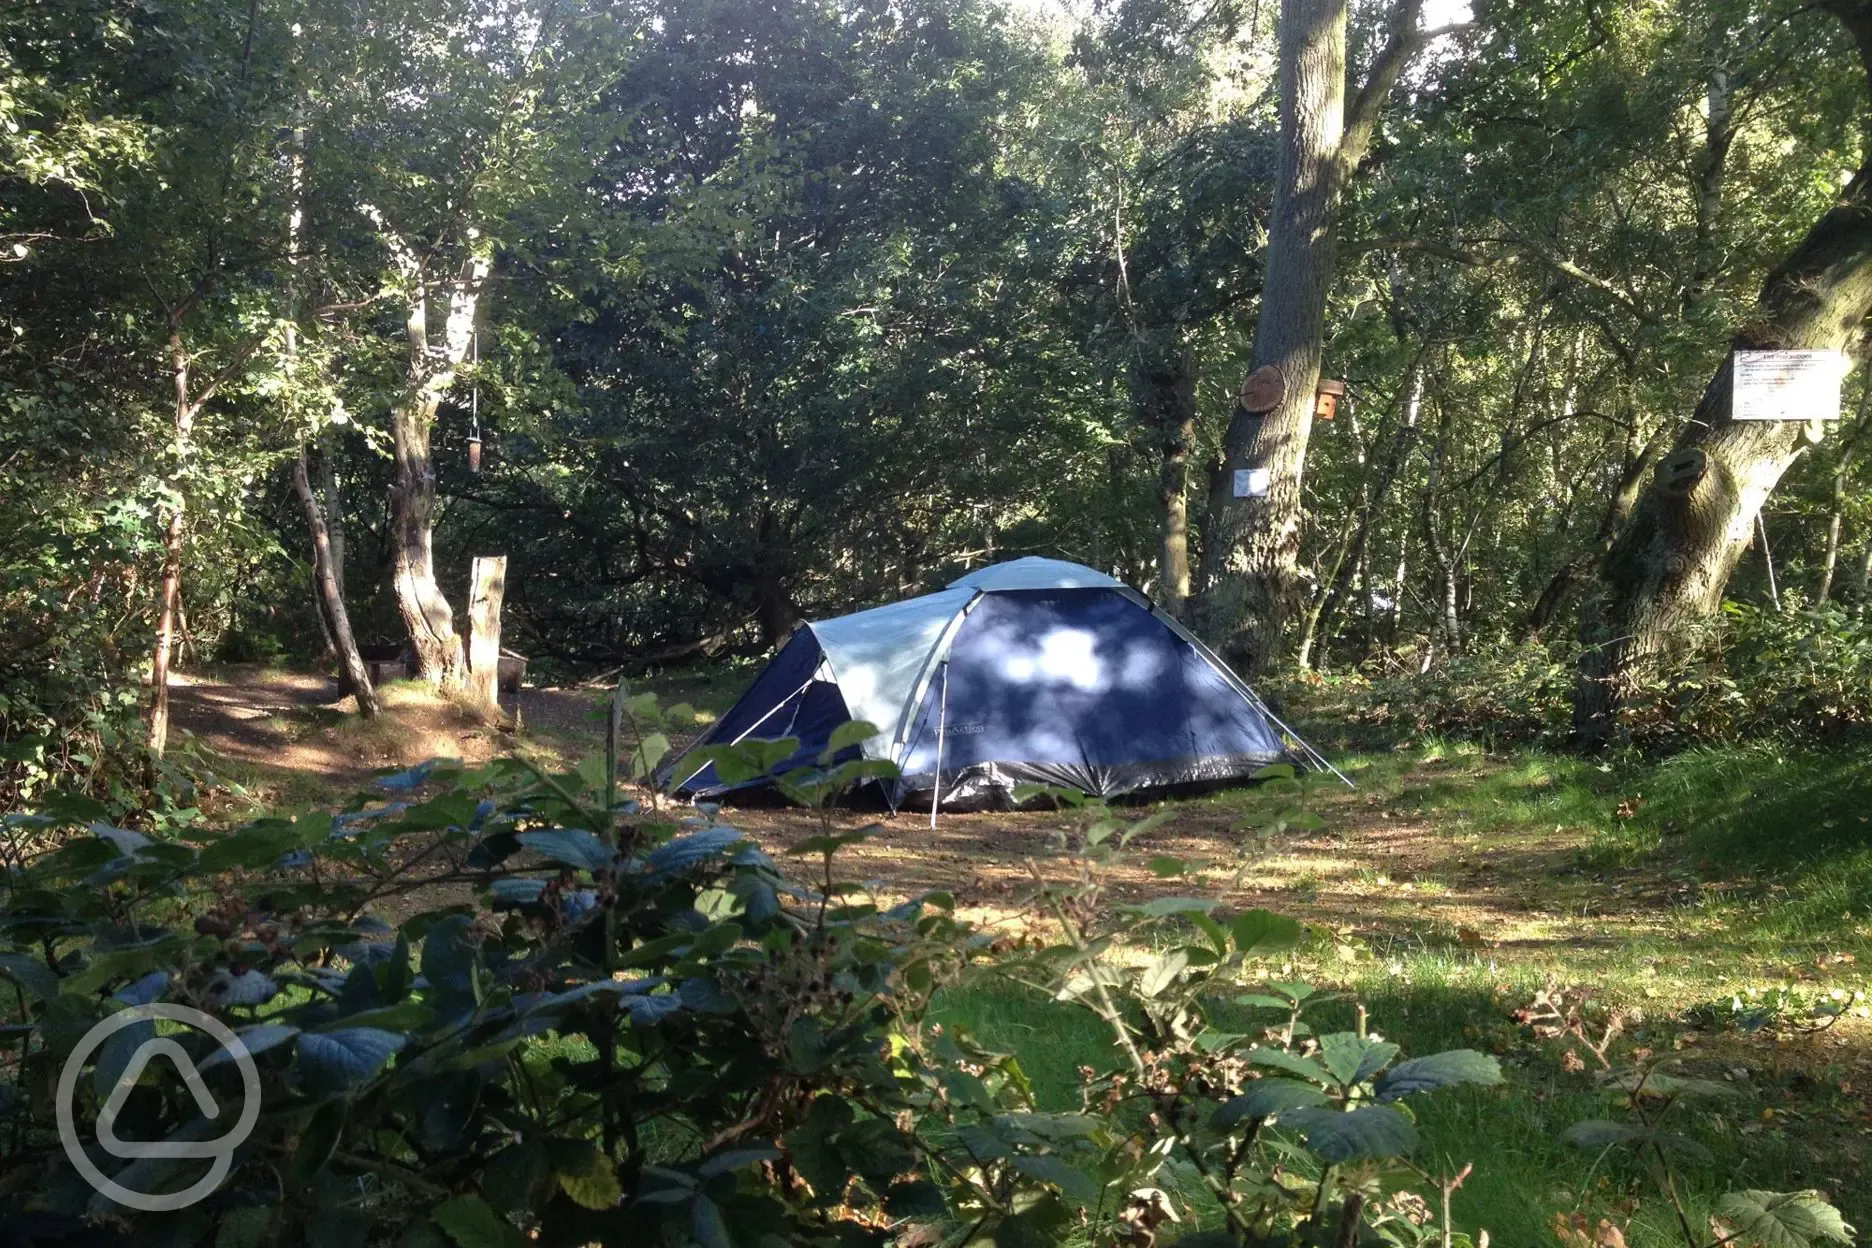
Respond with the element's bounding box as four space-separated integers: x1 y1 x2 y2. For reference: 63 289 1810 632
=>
660 557 1342 812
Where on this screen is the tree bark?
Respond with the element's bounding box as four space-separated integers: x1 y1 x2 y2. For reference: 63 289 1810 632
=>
1145 351 1198 618
466 555 507 715
1421 403 1463 659
148 331 193 758
1193 0 1430 674
293 448 379 717
1302 362 1423 665
320 434 346 600
1574 49 1872 747
1686 49 1734 313
390 370 466 686
1816 377 1871 602
1854 540 1872 616
378 228 491 688
1526 420 1669 637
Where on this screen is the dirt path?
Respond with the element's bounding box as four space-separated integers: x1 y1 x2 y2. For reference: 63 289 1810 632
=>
169 666 606 796
167 670 1738 969
715 784 1638 956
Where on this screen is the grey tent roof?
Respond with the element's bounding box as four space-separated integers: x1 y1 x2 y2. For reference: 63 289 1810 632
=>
949 556 1125 592
805 587 974 752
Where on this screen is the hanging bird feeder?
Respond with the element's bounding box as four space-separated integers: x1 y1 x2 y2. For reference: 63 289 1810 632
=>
1315 378 1346 421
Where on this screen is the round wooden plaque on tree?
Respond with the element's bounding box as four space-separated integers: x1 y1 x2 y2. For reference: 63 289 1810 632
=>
1237 364 1287 413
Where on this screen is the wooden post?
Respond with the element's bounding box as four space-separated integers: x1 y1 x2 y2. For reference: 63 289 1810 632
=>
467 556 507 714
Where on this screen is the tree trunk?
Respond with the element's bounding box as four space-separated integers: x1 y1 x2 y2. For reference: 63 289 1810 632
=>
293 448 379 717
1816 377 1871 603
390 376 466 685
1854 541 1872 617
148 330 196 758
382 240 490 688
1302 362 1423 665
466 555 507 716
320 435 346 600
1574 95 1872 745
1526 420 1669 637
1193 0 1430 674
1421 404 1463 659
1387 531 1409 646
1686 51 1734 313
1192 0 1345 674
1146 351 1198 617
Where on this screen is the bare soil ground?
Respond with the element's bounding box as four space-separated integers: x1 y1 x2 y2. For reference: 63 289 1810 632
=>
170 667 1671 958
169 666 603 795
165 667 1872 1218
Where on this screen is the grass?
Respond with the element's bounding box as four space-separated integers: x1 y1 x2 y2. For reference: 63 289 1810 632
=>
912 720 1872 1244
179 660 1872 1241
930 959 1859 1245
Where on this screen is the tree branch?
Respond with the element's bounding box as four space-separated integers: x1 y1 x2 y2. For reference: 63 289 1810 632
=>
1494 214 1659 324
1339 0 1470 181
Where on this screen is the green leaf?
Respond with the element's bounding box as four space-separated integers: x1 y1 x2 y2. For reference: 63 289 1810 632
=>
1215 1078 1329 1126
784 1096 854 1202
824 719 882 755
298 1027 406 1087
293 1100 346 1182
516 828 613 871
1235 993 1294 1010
1123 896 1217 917
633 731 671 776
646 826 747 873
1606 1067 1736 1099
1138 950 1188 998
1009 1154 1097 1203
787 1016 824 1072
215 1206 272 1248
202 1023 299 1070
838 1118 920 1182
1280 1105 1419 1162
884 1179 948 1218
555 1142 622 1210
1245 1046 1330 1084
322 1002 435 1033
1561 1120 1711 1160
1318 1032 1400 1086
1374 1050 1502 1101
1191 912 1229 955
432 1195 525 1248
1231 909 1303 957
691 1195 732 1248
0 952 59 1001
1713 1190 1855 1248
785 829 874 856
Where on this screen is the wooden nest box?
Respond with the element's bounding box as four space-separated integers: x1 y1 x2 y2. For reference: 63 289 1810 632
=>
1315 378 1346 421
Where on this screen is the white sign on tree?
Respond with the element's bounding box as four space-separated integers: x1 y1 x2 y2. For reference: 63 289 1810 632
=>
1232 467 1271 498
1732 349 1848 422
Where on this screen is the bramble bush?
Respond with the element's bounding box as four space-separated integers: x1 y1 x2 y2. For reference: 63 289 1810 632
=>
0 684 1839 1247
1294 603 1872 753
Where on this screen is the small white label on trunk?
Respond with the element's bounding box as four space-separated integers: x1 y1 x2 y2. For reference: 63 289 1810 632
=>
1733 349 1847 421
1233 467 1271 498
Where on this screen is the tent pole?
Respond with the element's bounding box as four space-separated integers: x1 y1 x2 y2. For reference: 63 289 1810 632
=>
669 674 818 793
929 662 949 829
